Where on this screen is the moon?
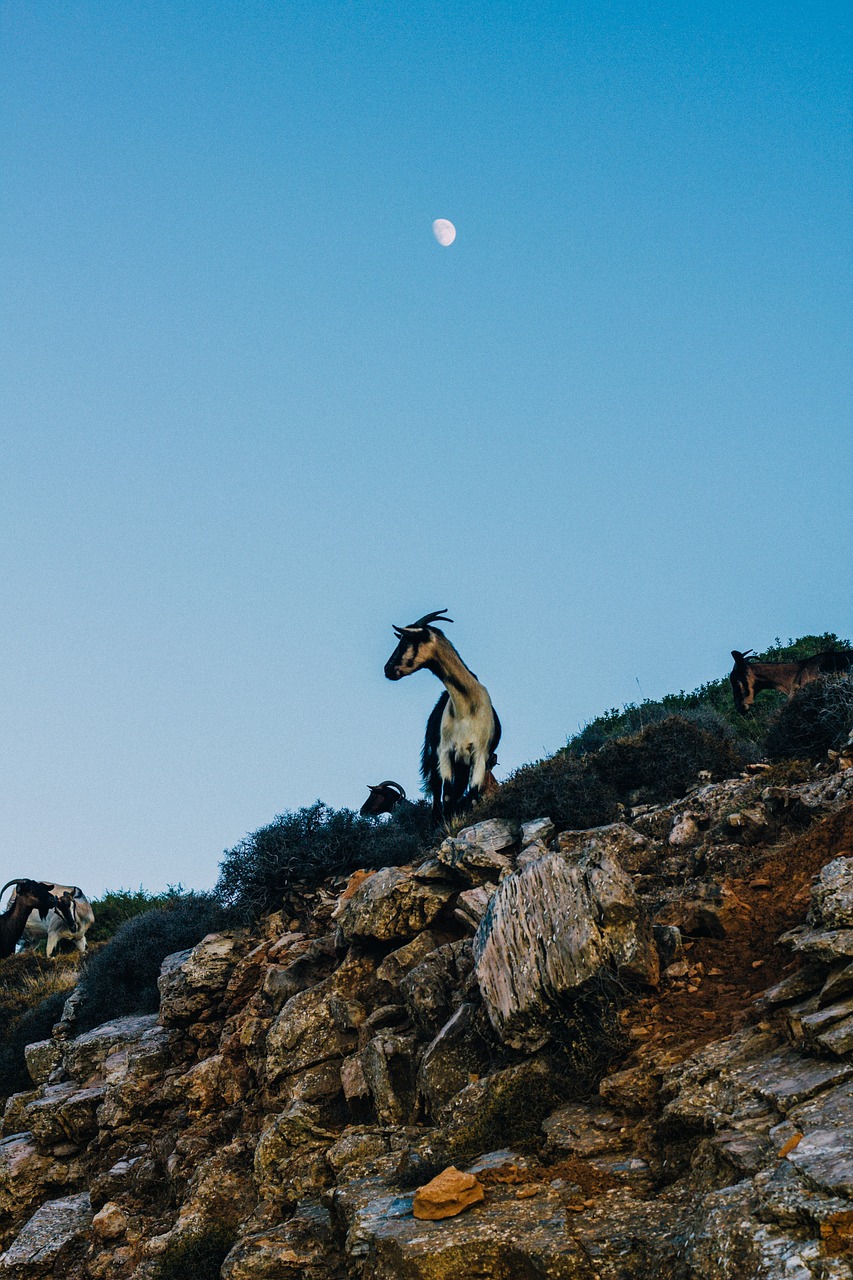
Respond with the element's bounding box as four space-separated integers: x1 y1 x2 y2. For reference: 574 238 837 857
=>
432 218 456 246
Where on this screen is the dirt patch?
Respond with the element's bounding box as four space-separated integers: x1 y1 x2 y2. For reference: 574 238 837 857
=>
621 801 853 1065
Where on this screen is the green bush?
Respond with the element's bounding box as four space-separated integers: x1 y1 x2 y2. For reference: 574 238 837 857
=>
591 715 744 803
151 1226 237 1280
88 886 186 943
766 675 853 763
216 800 434 919
566 633 850 755
73 893 229 1034
472 754 618 830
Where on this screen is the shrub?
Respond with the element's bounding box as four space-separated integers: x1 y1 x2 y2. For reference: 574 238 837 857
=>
766 675 853 763
215 800 434 920
87 887 186 943
472 754 618 831
73 893 229 1034
151 1226 237 1280
0 990 69 1101
591 715 744 803
566 633 851 755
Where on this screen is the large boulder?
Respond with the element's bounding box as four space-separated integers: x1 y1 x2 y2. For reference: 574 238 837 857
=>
266 953 377 1088
158 933 251 1026
337 868 455 944
473 847 659 1050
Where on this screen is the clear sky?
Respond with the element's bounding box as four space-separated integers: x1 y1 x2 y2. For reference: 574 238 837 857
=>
2 1 851 894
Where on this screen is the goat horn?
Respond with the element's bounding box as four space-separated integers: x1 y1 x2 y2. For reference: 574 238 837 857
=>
376 781 406 796
0 879 25 899
410 609 453 628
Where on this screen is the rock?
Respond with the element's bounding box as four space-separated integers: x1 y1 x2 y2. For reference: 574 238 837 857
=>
221 1202 340 1279
360 1030 419 1126
0 1136 52 1220
254 1102 337 1201
669 813 701 846
435 1059 564 1160
266 953 377 1087
335 1172 589 1279
375 932 444 986
474 847 658 1050
400 941 474 1039
516 840 551 870
412 1166 484 1220
91 1201 128 1240
817 1014 853 1056
684 1180 825 1280
452 886 495 931
24 1084 105 1149
0 1192 92 1275
554 822 653 874
655 882 750 939
337 868 455 943
418 1003 493 1119
158 933 250 1026
61 1014 159 1084
434 820 519 886
811 857 853 929
22 1043 62 1089
819 960 853 1006
781 925 853 963
519 817 555 847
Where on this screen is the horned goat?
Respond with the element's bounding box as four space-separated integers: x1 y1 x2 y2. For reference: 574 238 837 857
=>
730 648 853 715
360 781 407 817
384 609 501 823
0 880 72 959
14 883 95 957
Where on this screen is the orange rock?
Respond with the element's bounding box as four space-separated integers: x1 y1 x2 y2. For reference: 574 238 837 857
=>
412 1166 485 1220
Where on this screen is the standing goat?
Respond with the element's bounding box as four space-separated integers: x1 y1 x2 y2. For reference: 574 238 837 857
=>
0 880 72 959
384 609 501 823
730 649 853 715
13 883 95 957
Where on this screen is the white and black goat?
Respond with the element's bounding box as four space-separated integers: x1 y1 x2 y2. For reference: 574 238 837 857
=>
384 609 501 823
0 880 73 959
13 883 95 957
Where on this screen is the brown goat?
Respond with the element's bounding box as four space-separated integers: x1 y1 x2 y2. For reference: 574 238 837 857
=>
730 648 853 715
0 880 71 959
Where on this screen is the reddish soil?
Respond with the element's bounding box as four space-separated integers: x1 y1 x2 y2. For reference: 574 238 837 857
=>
623 801 853 1065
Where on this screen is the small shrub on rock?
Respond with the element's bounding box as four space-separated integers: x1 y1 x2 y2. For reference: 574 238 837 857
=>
473 754 618 831
74 893 228 1034
216 800 434 919
591 715 744 803
766 675 853 763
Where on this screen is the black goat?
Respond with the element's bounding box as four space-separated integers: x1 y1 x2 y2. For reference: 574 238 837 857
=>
0 879 71 959
384 609 501 823
360 781 407 817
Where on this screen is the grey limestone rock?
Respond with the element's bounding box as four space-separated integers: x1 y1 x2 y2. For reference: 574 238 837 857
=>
0 1192 92 1275
474 846 658 1050
811 857 853 929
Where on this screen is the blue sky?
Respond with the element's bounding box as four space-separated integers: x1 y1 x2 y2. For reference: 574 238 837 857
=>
2 1 851 893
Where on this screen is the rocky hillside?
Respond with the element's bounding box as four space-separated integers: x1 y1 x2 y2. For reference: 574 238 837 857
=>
2 756 853 1279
